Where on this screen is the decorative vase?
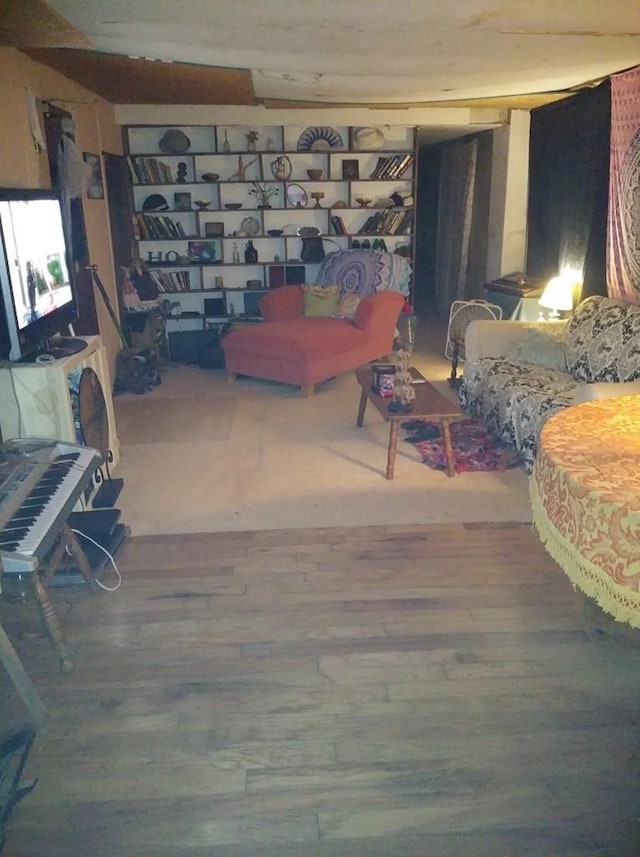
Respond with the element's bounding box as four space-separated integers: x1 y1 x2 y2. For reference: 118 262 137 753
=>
244 240 258 263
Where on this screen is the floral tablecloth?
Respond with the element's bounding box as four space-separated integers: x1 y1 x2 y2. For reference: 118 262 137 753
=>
530 395 640 627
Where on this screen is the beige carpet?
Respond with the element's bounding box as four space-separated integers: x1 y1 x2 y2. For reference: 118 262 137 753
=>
115 396 235 444
111 319 532 535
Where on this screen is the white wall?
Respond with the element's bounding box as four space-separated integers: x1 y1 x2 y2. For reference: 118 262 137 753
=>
486 110 531 279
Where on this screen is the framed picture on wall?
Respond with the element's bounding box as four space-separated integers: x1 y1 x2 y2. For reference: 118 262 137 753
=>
83 152 104 199
188 240 219 263
174 191 192 211
342 159 360 180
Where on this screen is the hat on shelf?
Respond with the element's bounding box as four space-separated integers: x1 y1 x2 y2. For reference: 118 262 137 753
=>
142 193 169 212
158 128 191 154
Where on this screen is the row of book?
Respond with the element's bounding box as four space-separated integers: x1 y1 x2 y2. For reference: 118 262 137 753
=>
369 153 414 180
330 208 412 236
133 213 187 240
127 156 174 184
147 269 191 292
358 208 413 236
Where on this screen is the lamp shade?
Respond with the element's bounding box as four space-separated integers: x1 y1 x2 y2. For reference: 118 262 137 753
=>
538 276 574 314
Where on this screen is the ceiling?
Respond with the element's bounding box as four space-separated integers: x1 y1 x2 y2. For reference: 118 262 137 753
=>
3 0 640 109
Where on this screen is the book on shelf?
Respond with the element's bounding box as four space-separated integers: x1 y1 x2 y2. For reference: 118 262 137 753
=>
389 153 414 179
330 214 347 235
368 153 413 180
134 213 186 240
148 268 191 292
128 156 174 184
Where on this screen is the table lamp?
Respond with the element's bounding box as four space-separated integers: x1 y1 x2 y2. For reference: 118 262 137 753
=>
538 276 574 319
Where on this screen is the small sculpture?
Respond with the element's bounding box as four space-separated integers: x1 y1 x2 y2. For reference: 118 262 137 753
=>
176 162 187 183
246 130 259 152
270 155 292 180
389 348 415 413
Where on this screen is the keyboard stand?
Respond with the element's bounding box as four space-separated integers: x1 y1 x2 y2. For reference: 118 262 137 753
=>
0 524 95 727
34 523 97 673
0 620 47 729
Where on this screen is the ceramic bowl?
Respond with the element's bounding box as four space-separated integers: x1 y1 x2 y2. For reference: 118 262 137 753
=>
224 202 243 210
306 169 323 180
201 172 220 182
194 200 212 210
267 228 284 236
355 197 373 207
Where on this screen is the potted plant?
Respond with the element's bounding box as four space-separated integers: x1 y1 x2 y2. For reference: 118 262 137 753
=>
249 182 279 209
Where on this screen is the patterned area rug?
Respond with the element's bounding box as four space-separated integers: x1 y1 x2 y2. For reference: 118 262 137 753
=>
402 418 522 473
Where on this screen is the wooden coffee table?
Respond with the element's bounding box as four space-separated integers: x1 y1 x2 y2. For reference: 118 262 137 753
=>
355 365 464 479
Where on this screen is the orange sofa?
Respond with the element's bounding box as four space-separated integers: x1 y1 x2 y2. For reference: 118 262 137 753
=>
222 285 404 395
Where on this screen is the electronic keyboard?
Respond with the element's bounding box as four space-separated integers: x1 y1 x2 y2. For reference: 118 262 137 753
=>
0 438 102 574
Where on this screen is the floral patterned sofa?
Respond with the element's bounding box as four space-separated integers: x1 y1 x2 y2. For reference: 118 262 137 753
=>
459 295 640 472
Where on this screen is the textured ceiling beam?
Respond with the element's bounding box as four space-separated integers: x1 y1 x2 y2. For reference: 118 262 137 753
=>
0 0 91 48
22 49 256 105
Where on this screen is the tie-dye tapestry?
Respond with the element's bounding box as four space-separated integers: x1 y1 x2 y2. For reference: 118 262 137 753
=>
607 66 640 304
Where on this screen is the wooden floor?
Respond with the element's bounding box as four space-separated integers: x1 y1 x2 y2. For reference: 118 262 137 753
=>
1 522 639 856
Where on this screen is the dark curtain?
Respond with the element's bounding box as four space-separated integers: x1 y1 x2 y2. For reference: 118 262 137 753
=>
526 81 611 301
43 106 98 335
415 130 493 318
433 137 478 317
103 152 135 325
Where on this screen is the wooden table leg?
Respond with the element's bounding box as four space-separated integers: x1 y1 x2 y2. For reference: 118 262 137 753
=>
441 418 457 478
31 574 74 673
386 419 399 479
356 387 368 427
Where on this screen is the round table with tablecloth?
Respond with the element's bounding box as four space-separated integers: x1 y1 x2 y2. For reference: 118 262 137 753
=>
529 395 640 628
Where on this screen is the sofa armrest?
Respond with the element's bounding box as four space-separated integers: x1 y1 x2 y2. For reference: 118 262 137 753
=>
464 319 568 362
571 380 640 404
259 285 303 321
354 291 404 341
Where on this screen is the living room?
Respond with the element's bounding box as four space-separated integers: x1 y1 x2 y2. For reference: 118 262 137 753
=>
1 3 640 854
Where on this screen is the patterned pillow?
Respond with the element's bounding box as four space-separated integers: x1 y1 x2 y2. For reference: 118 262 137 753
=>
333 293 361 320
301 284 340 317
564 295 640 383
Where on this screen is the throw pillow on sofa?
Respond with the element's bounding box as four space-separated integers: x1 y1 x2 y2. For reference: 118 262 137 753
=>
302 284 340 317
564 295 640 383
333 293 361 320
505 324 567 372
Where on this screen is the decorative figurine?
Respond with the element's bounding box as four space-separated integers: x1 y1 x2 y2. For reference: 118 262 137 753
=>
176 161 187 183
246 130 259 152
388 348 415 413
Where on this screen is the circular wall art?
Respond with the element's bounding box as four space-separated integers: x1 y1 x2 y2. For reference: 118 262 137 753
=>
297 126 344 152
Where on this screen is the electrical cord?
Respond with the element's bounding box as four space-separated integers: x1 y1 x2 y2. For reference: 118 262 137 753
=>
70 527 122 591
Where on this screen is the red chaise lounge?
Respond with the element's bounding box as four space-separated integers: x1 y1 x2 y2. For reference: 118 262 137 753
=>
222 285 404 396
